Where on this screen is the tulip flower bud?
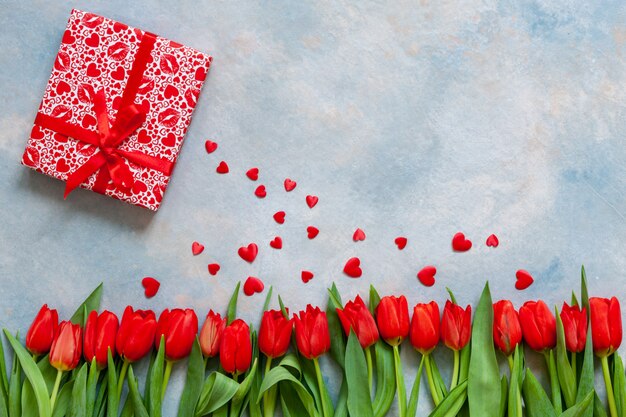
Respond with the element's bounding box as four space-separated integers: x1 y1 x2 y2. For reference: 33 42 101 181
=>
220 319 252 374
336 295 379 349
376 295 410 346
590 297 622 357
259 309 293 358
409 301 440 355
560 303 587 353
199 310 226 358
493 300 522 356
519 300 556 351
84 310 119 368
26 304 58 356
293 305 331 359
116 306 157 362
441 301 471 351
49 321 82 371
155 308 198 361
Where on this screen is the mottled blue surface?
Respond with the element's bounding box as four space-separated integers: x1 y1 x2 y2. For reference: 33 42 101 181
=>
1 1 625 415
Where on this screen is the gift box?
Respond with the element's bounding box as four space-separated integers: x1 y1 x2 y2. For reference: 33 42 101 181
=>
21 9 212 210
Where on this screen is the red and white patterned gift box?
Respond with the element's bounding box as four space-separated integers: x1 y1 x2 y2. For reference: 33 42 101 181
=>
21 9 212 210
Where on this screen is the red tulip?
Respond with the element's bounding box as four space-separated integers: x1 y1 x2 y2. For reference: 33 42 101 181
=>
220 319 252 374
49 321 82 371
336 295 379 349
493 300 522 356
441 301 471 351
293 305 331 359
155 308 198 361
26 304 58 356
560 303 587 353
259 309 293 358
590 297 622 357
376 295 410 346
519 300 556 351
84 310 118 368
116 306 157 362
199 310 226 358
409 301 440 354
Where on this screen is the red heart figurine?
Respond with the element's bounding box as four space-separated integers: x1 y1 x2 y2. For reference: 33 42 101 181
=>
142 277 160 298
395 237 407 250
343 257 362 278
515 270 534 290
238 243 258 263
191 241 204 256
417 266 436 287
452 232 472 252
243 276 265 296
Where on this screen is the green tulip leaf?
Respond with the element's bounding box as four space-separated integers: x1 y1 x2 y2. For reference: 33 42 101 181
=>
262 286 274 312
127 365 149 417
467 283 501 417
8 346 21 417
51 380 74 417
459 343 471 383
194 372 239 416
559 391 594 417
499 376 508 417
576 322 594 417
177 338 204 417
369 285 381 314
555 308 577 408
508 346 523 417
344 331 373 417
70 283 103 326
372 340 395 417
93 371 108 417
279 354 302 376
522 368 557 417
428 380 468 417
334 379 349 417
407 357 425 417
0 334 8 405
85 359 99 417
227 282 241 325
230 358 258 417
248 331 262 417
327 283 346 369
106 351 118 417
593 392 609 417
4 329 51 417
279 381 315 417
69 363 88 417
120 396 133 417
612 355 626 417
257 365 317 416
580 266 590 313
429 354 449 400
148 335 165 417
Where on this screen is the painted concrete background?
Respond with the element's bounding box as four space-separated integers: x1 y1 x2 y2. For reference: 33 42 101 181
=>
1 0 625 414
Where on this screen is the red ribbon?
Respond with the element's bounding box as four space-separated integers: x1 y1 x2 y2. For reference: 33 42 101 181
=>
34 32 173 198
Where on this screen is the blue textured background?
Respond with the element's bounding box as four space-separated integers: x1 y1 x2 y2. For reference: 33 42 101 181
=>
1 1 625 414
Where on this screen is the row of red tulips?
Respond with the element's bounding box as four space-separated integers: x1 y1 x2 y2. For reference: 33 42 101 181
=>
2 268 624 417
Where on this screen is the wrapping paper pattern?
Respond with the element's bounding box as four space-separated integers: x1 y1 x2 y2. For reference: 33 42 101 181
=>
21 9 212 210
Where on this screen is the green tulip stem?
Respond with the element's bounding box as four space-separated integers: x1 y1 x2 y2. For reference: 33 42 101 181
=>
392 345 407 417
116 359 130 399
365 346 374 393
423 354 440 406
161 360 174 401
571 351 577 382
313 357 330 417
601 355 619 417
263 357 278 417
50 369 63 411
450 349 460 390
507 355 514 372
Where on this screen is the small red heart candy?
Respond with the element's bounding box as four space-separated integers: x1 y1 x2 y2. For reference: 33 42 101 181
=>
284 178 297 192
238 243 258 263
142 277 160 298
216 161 229 174
192 241 204 256
343 257 362 278
270 236 283 249
395 237 408 250
353 228 366 241
306 195 318 208
451 232 472 252
301 270 314 283
307 226 319 239
254 185 267 198
243 276 264 296
273 211 286 224
208 263 220 276
486 234 499 248
205 140 218 153
417 266 436 287
246 168 259 181
515 270 534 290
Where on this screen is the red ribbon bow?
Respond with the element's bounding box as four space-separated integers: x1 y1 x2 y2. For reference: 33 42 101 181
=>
33 32 173 199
